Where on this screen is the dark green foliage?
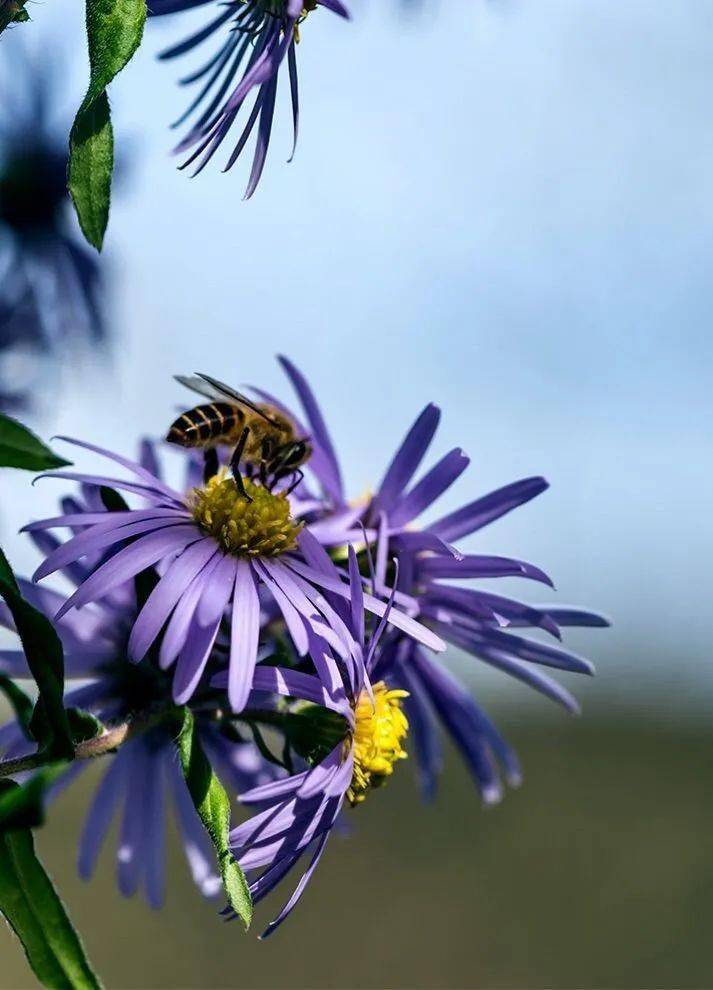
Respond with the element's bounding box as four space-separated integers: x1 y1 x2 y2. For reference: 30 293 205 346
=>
0 414 70 471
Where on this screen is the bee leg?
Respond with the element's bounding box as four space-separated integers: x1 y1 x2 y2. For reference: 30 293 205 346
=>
230 427 253 502
260 438 274 488
203 447 219 484
285 469 304 497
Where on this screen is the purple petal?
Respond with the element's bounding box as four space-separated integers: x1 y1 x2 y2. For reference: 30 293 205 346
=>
278 356 343 504
260 831 330 939
286 40 299 162
248 665 346 712
394 662 442 800
173 555 236 703
469 626 594 675
35 471 182 505
535 607 611 628
143 746 167 909
390 530 463 560
428 476 548 543
34 511 187 582
418 554 554 587
139 439 161 478
286 557 446 654
117 743 149 898
77 744 134 880
371 404 440 517
251 562 309 656
242 74 278 200
317 0 350 16
52 436 181 501
238 774 307 808
55 525 202 620
390 448 470 528
227 560 260 712
347 546 364 649
128 540 220 662
441 624 581 713
410 648 522 797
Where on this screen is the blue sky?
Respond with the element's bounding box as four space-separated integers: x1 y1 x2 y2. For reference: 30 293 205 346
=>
2 0 712 714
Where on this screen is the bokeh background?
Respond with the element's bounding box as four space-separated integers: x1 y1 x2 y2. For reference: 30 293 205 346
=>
1 0 712 986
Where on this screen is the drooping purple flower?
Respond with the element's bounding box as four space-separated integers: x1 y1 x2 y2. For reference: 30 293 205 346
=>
214 546 407 936
149 0 350 198
255 357 609 802
26 437 444 712
0 504 275 908
0 46 106 410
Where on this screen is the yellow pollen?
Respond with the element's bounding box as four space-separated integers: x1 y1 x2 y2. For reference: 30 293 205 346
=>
190 473 303 557
347 682 409 806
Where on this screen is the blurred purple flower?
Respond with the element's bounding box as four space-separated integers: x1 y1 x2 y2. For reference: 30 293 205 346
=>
149 0 349 197
0 47 106 410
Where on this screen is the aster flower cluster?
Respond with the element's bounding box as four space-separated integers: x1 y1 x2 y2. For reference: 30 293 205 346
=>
0 358 606 939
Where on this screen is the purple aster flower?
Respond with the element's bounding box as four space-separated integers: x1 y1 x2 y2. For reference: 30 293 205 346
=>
249 357 609 803
0 47 106 410
214 546 408 936
149 0 350 197
26 436 444 713
0 510 275 908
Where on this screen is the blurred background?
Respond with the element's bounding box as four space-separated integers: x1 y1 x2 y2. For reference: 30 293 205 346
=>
1 0 712 986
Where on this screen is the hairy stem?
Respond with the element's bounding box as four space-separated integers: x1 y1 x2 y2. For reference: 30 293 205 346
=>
0 720 131 779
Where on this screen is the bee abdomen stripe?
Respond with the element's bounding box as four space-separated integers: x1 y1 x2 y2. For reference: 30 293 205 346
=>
167 403 241 447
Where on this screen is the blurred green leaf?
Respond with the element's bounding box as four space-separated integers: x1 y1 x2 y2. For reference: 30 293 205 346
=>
99 486 129 513
66 709 104 745
0 675 33 739
0 549 74 759
0 0 29 32
0 768 66 831
0 808 102 988
68 0 146 250
178 709 252 928
0 415 70 471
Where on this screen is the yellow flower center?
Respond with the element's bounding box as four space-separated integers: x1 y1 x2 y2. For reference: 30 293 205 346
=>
190 474 303 557
347 682 409 806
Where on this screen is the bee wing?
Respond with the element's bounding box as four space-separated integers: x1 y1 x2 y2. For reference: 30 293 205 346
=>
193 372 277 424
174 374 228 404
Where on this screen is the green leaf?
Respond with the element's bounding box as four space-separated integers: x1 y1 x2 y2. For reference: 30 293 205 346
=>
0 414 70 471
0 549 74 759
0 675 33 739
178 710 252 928
68 92 113 252
0 768 66 831
68 0 147 250
0 813 102 989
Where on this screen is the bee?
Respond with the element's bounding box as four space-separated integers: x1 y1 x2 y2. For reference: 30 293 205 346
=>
166 372 311 500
